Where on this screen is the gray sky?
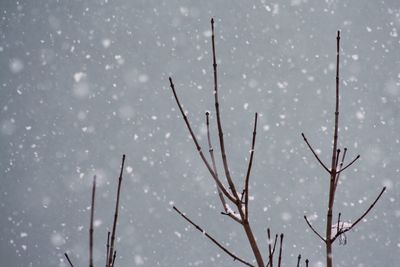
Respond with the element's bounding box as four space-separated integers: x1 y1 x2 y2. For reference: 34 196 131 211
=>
1 1 399 266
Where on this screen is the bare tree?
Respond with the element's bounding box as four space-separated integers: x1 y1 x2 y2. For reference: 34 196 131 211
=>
64 154 126 267
301 31 386 267
169 18 307 267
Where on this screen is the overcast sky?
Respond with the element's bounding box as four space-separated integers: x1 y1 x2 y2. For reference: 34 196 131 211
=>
1 1 399 266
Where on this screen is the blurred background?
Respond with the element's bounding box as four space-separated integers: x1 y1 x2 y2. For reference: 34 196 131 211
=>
0 0 399 266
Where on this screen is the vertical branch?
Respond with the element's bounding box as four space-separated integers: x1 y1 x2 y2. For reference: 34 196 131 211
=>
211 18 239 199
305 259 309 267
206 112 226 210
105 231 110 267
210 18 265 267
267 228 274 267
89 175 96 267
296 255 301 267
112 251 116 267
107 154 126 267
325 30 341 267
244 113 258 220
278 234 283 267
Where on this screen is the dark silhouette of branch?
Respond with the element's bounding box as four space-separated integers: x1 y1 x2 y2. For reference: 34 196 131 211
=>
105 231 110 267
265 233 278 267
277 234 283 267
267 228 274 267
334 148 347 194
173 206 255 267
111 251 116 267
301 133 330 173
244 113 258 220
336 154 360 174
296 255 301 267
89 175 96 267
107 154 126 267
305 259 309 267
304 216 325 243
336 213 341 238
64 253 74 267
332 187 386 243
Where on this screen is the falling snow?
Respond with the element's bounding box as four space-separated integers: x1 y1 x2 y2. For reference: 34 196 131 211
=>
0 1 398 267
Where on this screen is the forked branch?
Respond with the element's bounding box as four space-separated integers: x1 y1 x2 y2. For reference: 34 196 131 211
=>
169 77 235 203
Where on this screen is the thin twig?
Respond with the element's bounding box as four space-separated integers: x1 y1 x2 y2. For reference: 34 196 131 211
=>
304 216 325 243
334 148 347 193
206 112 241 224
336 155 360 174
107 155 126 267
173 206 255 267
64 253 74 267
89 175 96 267
278 234 283 267
266 234 278 267
111 250 116 267
305 259 309 267
244 113 258 220
335 149 341 171
301 133 330 173
336 212 341 240
168 77 235 203
267 228 273 267
332 187 386 243
296 254 301 267
106 231 110 267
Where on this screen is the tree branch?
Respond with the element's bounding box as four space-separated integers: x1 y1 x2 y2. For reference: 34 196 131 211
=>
64 253 74 267
267 228 274 267
332 187 386 243
304 215 325 243
336 154 360 174
105 231 110 267
211 18 240 202
244 113 258 220
107 154 126 267
277 234 283 267
173 206 255 267
89 175 96 267
266 233 278 267
169 77 235 203
206 112 242 224
301 133 330 173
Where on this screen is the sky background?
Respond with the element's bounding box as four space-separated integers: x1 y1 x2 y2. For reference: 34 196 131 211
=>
1 0 399 266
